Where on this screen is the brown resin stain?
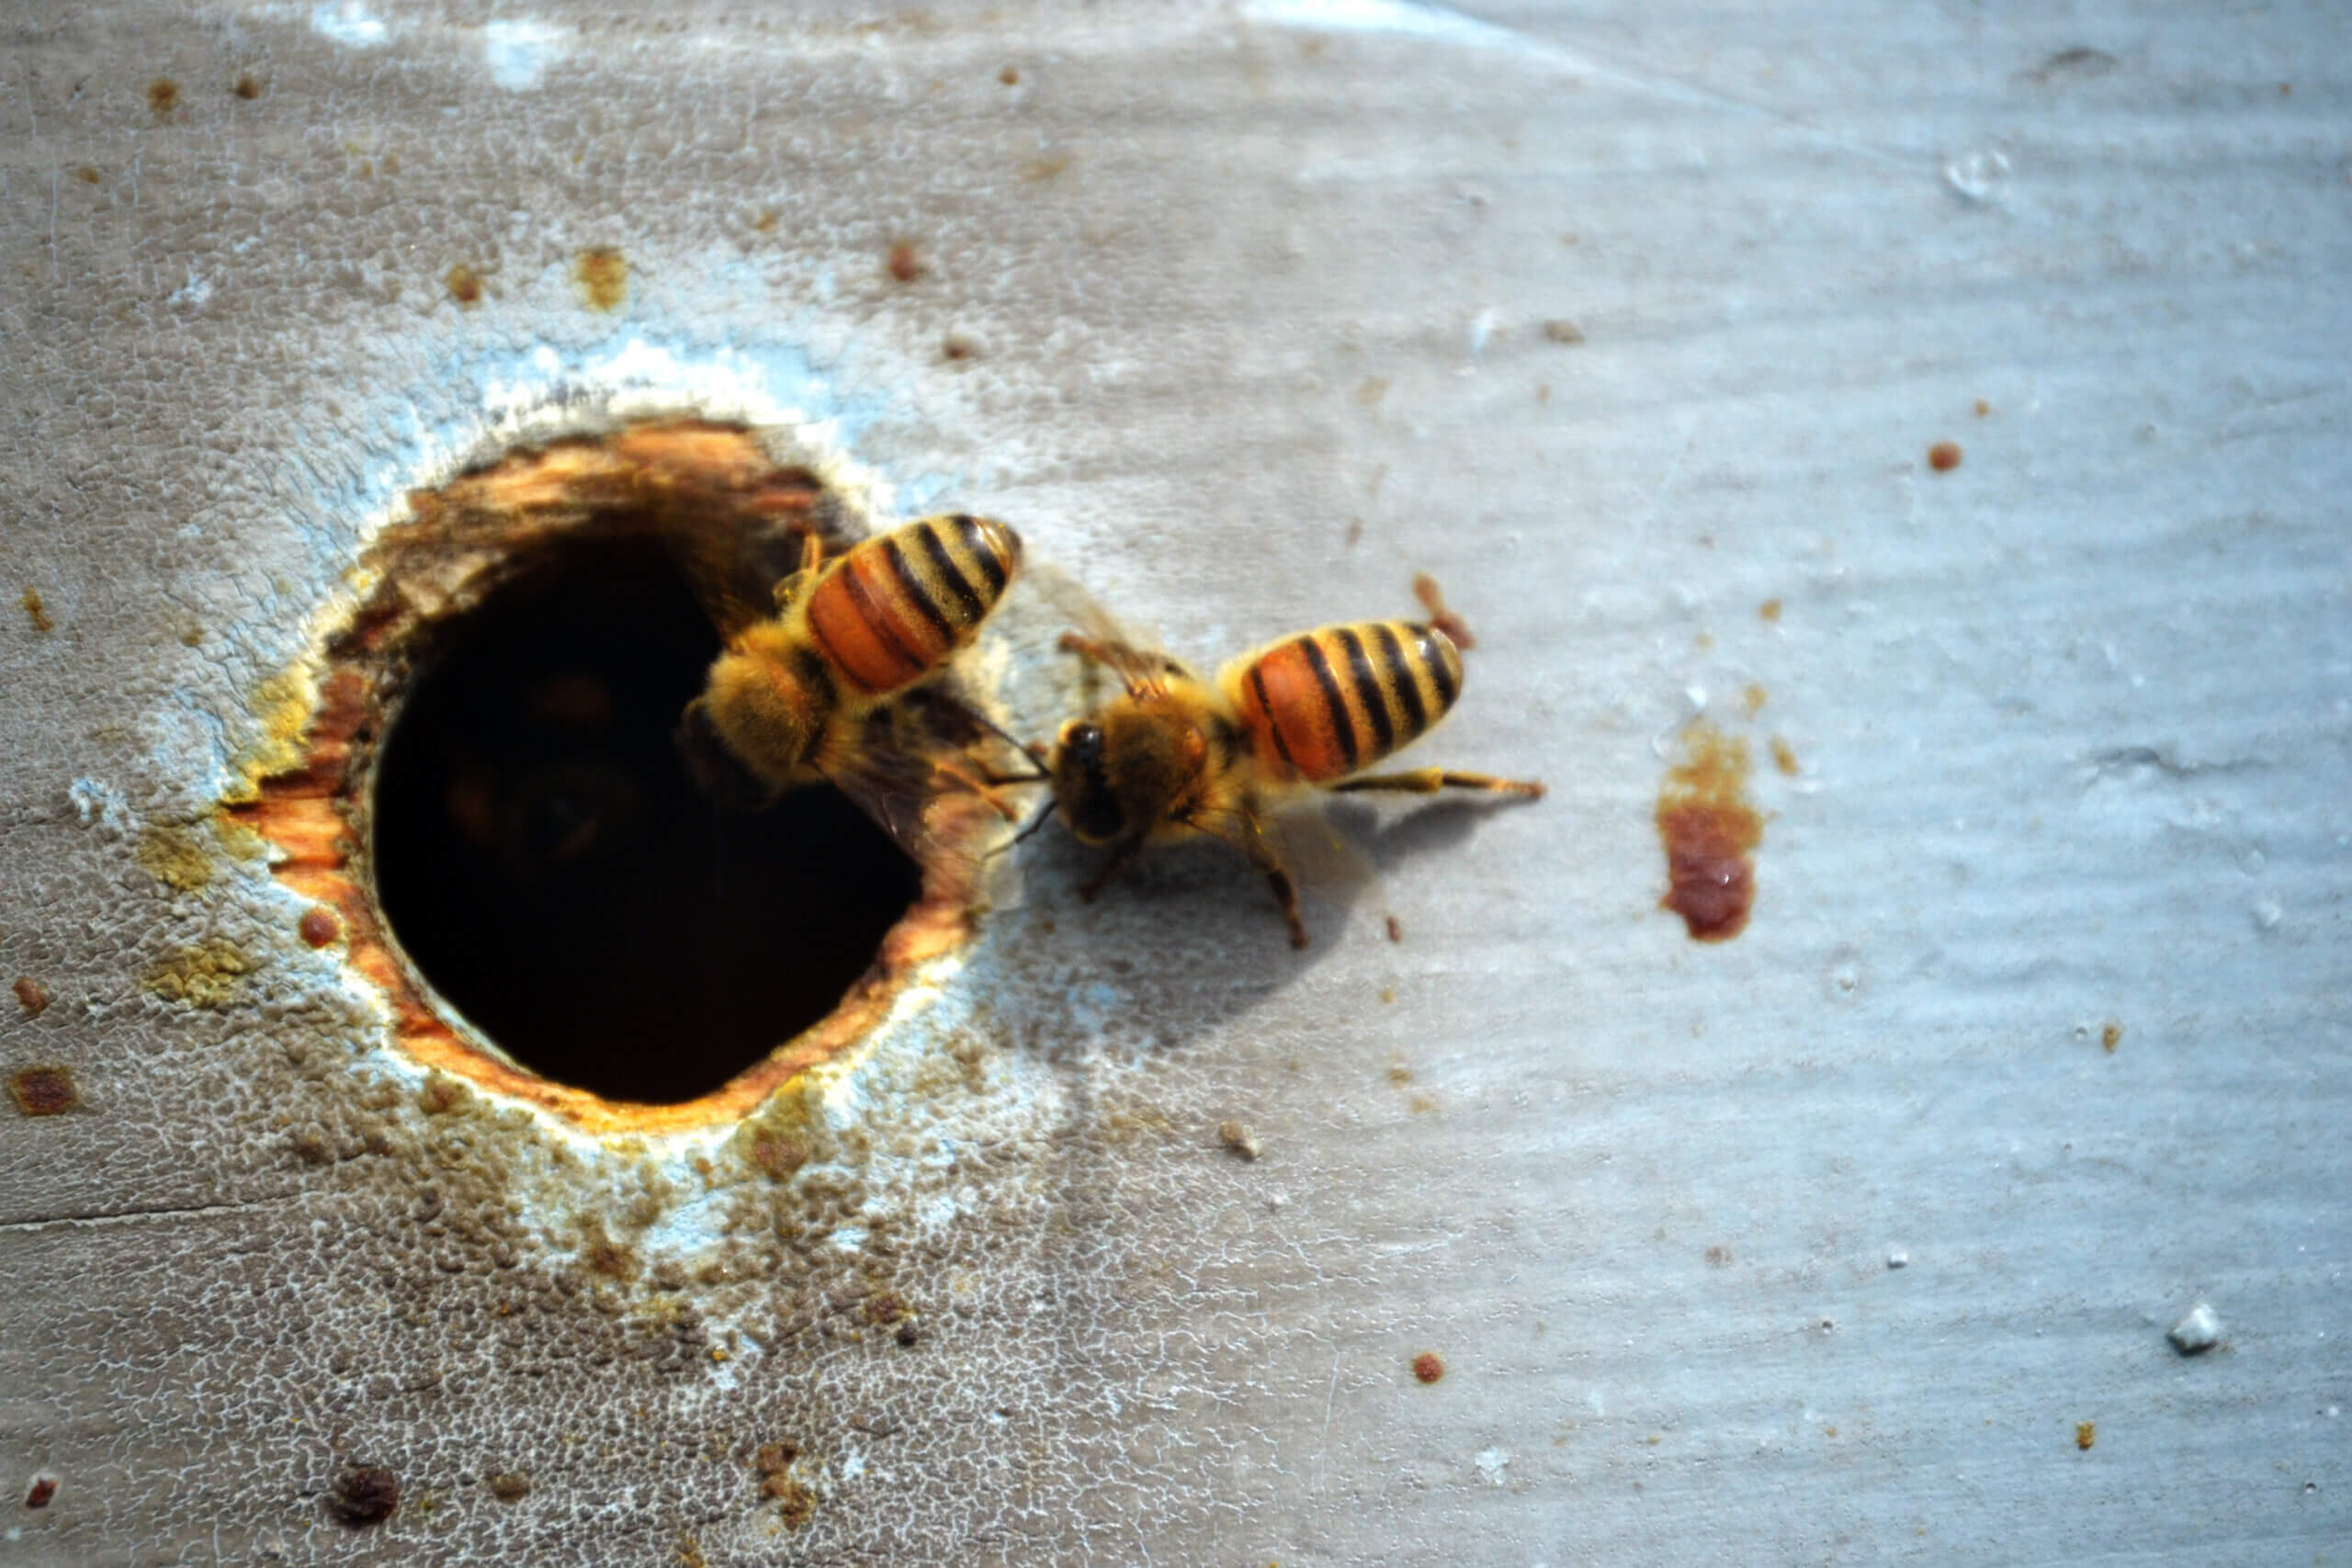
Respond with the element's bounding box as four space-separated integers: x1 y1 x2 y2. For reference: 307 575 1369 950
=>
1973 399 1990 417
886 240 924 283
9 1066 78 1117
225 422 986 1137
1928 440 1963 472
1770 736 1800 776
754 1442 816 1526
573 248 628 310
1542 319 1586 344
1022 151 1071 181
147 78 179 114
232 73 262 99
327 1464 399 1525
21 587 53 632
1385 914 1404 942
488 1472 529 1502
1742 682 1768 716
1758 598 1782 623
137 824 215 892
13 976 50 1016
445 265 483 306
2101 1021 2124 1053
1657 725 1762 942
1412 1351 1445 1384
999 63 1021 85
300 905 343 948
2075 1421 2096 1451
145 939 251 1007
26 1477 56 1507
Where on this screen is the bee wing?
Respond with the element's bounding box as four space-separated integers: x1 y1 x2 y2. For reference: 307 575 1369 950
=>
1021 559 1190 699
811 686 1036 886
650 475 837 641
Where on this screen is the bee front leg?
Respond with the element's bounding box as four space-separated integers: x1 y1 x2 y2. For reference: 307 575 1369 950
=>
1329 767 1546 799
1079 838 1145 903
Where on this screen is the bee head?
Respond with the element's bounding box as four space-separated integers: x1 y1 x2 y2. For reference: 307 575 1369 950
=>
1049 700 1206 846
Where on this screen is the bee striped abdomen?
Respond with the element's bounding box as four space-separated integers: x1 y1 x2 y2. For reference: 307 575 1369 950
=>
805 513 1021 695
1238 620 1463 784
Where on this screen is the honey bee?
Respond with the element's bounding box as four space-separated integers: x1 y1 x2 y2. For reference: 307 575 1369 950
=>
675 512 1025 843
1039 589 1544 947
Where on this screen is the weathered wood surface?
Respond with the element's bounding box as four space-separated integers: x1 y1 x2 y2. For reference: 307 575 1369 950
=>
2 1 2346 1562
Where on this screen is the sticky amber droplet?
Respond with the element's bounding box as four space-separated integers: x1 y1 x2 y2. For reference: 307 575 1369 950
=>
445 265 483 306
148 79 179 114
300 906 343 948
1412 1351 1445 1384
573 248 628 310
1928 441 1962 472
8 1066 78 1117
1657 726 1762 942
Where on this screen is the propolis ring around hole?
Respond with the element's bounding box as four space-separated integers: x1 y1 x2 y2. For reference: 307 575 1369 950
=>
229 422 996 1134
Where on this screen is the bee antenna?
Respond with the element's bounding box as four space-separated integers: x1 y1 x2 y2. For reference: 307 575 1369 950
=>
966 708 1053 784
989 797 1059 858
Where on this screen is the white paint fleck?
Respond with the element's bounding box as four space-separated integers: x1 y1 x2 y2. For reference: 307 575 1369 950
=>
67 776 129 832
1886 1247 1910 1269
310 1 388 48
1943 147 2012 206
2252 897 2282 931
483 20 566 91
1475 1446 1512 1486
2168 1302 2223 1355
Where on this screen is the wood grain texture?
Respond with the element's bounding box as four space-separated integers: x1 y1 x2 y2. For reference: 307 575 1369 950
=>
1 1 2346 1562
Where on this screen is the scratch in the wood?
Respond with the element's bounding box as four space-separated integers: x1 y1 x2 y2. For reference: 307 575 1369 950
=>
1238 0 1926 172
0 1195 302 1235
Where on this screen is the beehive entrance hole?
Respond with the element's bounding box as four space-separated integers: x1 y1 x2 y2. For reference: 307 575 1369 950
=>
368 533 920 1104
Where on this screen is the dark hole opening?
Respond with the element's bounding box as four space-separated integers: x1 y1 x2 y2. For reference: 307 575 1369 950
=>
370 534 922 1104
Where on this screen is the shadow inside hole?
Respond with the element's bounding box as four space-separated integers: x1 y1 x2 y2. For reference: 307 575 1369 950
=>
370 536 920 1105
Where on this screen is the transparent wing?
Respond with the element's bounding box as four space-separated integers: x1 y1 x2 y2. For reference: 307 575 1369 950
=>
809 685 1045 896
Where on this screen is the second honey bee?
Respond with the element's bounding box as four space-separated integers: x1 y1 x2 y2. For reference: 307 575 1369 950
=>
1040 589 1543 947
677 512 1023 831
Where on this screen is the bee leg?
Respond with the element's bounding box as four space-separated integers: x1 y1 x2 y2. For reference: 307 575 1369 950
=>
1079 839 1145 903
1190 815 1310 949
1329 768 1546 799
1057 631 1126 667
768 529 830 613
930 755 1027 821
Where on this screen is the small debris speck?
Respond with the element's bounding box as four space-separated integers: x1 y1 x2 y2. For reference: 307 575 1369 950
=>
1385 914 1403 943
1886 1247 1910 1269
887 240 924 283
1412 1351 1444 1383
488 1472 529 1503
22 587 53 632
2101 1021 2124 1052
1542 319 1585 344
2075 1421 2096 1451
26 1476 56 1507
1217 1121 1261 1161
2167 1303 2222 1355
14 976 51 1015
1928 441 1963 472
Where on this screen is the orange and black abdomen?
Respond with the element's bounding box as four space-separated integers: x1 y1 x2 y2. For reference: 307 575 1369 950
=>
1236 620 1463 784
804 513 1022 696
